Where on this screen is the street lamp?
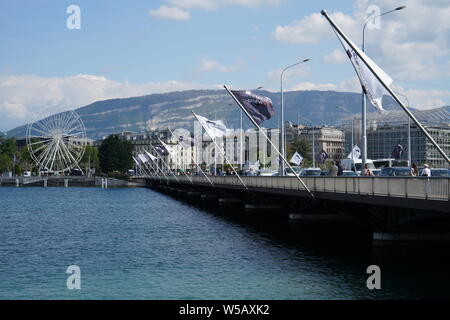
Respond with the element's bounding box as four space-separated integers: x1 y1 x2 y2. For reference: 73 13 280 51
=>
394 92 412 166
280 58 311 175
360 5 406 169
298 115 315 168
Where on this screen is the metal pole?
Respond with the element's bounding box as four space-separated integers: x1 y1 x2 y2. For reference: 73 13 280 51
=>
192 111 247 190
408 117 411 165
321 10 450 164
240 109 243 171
224 85 313 198
299 115 315 167
167 128 213 187
150 144 179 182
279 59 311 175
158 137 192 184
361 6 407 168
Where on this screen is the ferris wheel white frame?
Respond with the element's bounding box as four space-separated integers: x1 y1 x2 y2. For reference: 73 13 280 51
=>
26 110 87 174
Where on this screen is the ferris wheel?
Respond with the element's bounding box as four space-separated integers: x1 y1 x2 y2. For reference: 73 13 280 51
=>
26 110 87 174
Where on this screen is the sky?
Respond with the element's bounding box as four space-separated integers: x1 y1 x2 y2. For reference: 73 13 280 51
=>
0 0 449 131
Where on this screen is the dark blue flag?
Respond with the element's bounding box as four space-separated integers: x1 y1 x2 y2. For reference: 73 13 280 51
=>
154 145 169 156
231 90 275 125
316 150 329 164
391 144 404 159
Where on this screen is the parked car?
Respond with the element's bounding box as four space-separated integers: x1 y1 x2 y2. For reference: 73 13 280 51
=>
372 169 381 176
259 169 278 176
23 171 32 177
300 168 322 176
342 170 358 177
379 167 412 177
429 168 450 177
340 159 376 175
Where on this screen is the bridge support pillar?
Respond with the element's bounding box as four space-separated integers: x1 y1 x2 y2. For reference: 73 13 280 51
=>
44 179 48 188
64 179 69 188
15 178 19 187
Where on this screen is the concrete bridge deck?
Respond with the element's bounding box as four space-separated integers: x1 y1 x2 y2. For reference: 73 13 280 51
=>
146 176 450 214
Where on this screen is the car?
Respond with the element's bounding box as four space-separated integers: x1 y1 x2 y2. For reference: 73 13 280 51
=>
379 167 412 177
23 171 32 177
340 159 376 175
300 168 322 176
259 169 278 176
342 170 358 177
372 169 381 176
429 168 450 177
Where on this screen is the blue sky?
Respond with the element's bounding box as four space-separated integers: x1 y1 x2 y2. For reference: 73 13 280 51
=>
1 0 449 131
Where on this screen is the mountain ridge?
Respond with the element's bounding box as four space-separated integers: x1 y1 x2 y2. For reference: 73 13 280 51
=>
7 89 447 140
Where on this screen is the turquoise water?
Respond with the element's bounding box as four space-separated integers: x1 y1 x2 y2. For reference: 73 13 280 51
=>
0 187 449 299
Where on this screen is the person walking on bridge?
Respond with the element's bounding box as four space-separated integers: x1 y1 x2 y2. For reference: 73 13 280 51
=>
363 163 374 177
328 161 338 176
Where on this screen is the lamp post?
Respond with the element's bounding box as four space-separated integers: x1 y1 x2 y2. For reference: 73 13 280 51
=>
298 115 315 168
361 5 406 169
395 92 412 165
280 59 310 175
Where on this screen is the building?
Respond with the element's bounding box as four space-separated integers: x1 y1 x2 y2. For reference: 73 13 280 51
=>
367 123 450 168
287 125 346 162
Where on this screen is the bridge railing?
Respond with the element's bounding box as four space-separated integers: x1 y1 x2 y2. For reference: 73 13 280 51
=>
156 176 449 202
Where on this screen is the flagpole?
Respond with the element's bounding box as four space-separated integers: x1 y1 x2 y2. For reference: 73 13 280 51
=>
224 85 313 198
167 128 214 187
149 144 179 182
191 111 248 190
321 9 450 165
144 150 169 181
160 135 194 185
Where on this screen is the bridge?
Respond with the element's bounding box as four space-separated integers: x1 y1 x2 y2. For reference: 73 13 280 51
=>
145 175 450 243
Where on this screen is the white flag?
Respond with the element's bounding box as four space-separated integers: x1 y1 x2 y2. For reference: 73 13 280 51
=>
145 150 157 161
196 115 229 139
290 152 303 165
158 138 177 156
333 31 393 112
347 145 361 160
137 153 148 164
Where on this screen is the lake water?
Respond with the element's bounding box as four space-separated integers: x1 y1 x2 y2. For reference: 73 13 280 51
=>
0 187 449 299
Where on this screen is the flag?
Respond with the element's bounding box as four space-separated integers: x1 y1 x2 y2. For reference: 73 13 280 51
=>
391 144 404 159
137 153 148 164
290 152 303 165
330 29 393 112
347 145 361 160
132 156 141 166
154 145 169 156
178 134 193 148
316 150 328 164
158 138 177 156
230 90 275 125
196 115 229 139
144 150 157 162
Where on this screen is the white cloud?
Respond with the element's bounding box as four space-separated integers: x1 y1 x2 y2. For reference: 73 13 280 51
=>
168 0 283 10
197 58 243 74
0 74 211 131
272 12 358 44
324 49 348 64
149 6 191 20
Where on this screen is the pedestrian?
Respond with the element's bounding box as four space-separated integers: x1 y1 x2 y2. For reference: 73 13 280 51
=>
362 163 374 176
337 161 343 176
421 164 431 177
411 163 419 177
328 161 338 176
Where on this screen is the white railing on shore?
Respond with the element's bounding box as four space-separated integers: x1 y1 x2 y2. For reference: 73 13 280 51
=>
151 175 449 202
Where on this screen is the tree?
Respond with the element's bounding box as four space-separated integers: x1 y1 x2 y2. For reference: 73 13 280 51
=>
287 137 313 167
0 153 12 172
81 145 100 173
98 135 133 173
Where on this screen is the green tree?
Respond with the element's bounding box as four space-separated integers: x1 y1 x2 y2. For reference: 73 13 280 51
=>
287 137 313 167
81 145 100 173
0 153 12 172
0 138 17 156
98 135 133 173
